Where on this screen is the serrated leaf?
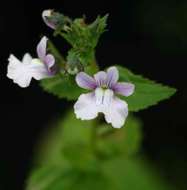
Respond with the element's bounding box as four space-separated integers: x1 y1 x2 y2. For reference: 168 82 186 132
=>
40 74 85 100
88 14 108 47
117 66 176 111
40 62 98 100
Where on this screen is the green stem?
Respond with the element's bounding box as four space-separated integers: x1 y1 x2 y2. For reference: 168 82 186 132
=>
91 125 97 152
91 56 99 72
90 119 100 156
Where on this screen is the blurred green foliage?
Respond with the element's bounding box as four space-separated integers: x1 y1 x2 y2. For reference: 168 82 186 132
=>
26 111 174 190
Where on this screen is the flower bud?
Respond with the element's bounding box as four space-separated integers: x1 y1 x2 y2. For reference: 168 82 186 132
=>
42 9 56 29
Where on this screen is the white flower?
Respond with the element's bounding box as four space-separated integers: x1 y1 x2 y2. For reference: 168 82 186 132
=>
74 67 135 128
7 36 56 88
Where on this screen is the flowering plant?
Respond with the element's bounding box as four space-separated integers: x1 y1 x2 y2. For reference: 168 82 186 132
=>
7 10 176 190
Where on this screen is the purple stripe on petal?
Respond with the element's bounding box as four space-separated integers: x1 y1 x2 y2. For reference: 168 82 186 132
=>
76 72 97 90
113 82 135 97
106 66 119 88
94 71 107 87
37 36 48 61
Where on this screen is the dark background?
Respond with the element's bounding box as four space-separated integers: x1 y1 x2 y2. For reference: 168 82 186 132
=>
0 0 186 189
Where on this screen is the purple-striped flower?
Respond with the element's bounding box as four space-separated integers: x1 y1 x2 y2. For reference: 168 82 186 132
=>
7 36 56 88
74 67 135 128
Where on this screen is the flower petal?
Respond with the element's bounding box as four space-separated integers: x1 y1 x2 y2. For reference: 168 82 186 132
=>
7 54 32 88
22 53 32 65
12 73 32 88
113 82 135 97
76 72 97 90
103 89 114 107
45 54 55 71
30 59 51 80
7 54 21 73
94 71 107 87
106 66 119 88
37 36 48 61
74 92 98 120
104 97 128 128
42 10 56 29
95 88 105 105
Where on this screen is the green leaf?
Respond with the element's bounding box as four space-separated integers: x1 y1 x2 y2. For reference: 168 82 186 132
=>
88 14 108 48
40 74 85 100
40 65 176 110
117 66 176 111
40 63 98 100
